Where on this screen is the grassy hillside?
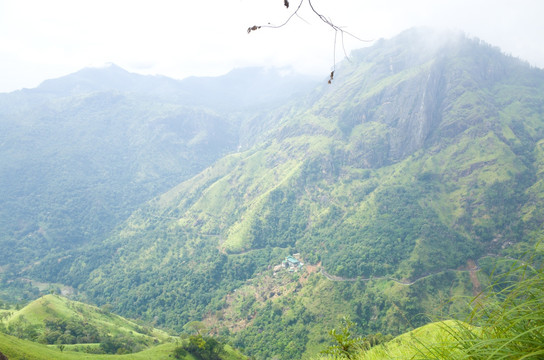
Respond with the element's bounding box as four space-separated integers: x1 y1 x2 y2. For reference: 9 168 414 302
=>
0 333 247 360
311 320 473 360
0 294 173 357
0 294 248 360
0 333 177 360
1 294 169 342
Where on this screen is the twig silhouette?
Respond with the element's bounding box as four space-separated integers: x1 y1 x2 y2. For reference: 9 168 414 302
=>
247 0 372 83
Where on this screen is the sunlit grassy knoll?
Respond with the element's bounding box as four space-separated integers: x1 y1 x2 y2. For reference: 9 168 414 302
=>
0 330 246 360
3 294 170 342
5 294 70 325
0 332 180 360
1 330 245 360
357 320 474 360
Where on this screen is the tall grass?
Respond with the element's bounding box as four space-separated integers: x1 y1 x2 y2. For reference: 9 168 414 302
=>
411 247 544 360
350 247 544 360
449 254 543 359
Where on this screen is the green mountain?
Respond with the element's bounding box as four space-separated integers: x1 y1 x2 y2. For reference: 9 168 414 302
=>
3 28 544 359
0 65 317 292
34 64 318 111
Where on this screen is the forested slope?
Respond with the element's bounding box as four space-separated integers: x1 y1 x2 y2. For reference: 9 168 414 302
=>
0 65 316 301
3 28 544 359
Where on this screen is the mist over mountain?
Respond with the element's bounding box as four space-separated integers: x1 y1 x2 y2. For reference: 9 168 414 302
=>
0 65 317 272
27 63 319 110
1 28 543 359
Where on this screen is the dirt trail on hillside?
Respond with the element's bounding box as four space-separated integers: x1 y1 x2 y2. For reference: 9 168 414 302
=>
467 259 482 296
319 256 493 287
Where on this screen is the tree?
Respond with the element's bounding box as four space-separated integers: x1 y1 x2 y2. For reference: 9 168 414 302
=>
173 346 188 359
179 334 225 360
321 317 364 359
183 320 207 336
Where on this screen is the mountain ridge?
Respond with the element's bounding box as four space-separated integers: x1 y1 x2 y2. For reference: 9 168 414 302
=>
25 28 542 359
0 61 317 279
23 64 320 111
2 28 543 359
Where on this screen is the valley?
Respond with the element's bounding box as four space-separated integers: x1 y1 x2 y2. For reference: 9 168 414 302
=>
0 28 543 359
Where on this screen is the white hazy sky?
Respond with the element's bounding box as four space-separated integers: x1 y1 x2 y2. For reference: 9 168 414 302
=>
1 0 543 93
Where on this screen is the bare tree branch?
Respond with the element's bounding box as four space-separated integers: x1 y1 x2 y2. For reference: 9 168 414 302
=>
247 0 304 33
247 0 372 83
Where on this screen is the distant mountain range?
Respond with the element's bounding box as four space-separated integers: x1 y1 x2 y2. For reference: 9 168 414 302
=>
31 63 319 110
1 28 543 359
0 64 318 275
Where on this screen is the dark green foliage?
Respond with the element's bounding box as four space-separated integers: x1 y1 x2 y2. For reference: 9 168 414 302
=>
351 281 428 336
249 188 308 249
233 298 312 360
99 334 139 354
81 241 289 331
480 173 531 241
38 317 100 344
0 276 40 304
173 346 188 359
301 184 475 279
176 335 226 360
1 311 147 354
5 316 40 341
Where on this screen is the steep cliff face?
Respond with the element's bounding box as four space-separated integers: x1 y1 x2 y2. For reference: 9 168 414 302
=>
338 60 445 163
323 28 542 167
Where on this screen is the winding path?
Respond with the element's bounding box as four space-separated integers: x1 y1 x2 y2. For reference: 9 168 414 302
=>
318 257 487 286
